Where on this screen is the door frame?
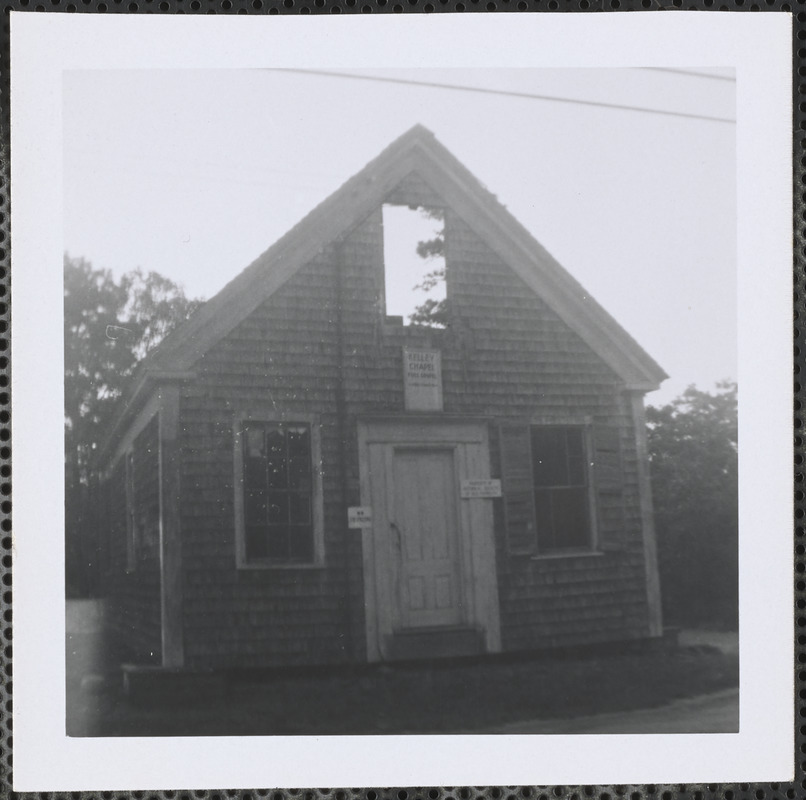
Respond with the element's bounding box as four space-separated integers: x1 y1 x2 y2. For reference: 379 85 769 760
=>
357 416 502 662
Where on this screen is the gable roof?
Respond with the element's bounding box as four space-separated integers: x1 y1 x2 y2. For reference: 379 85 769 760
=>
102 125 667 462
146 124 666 389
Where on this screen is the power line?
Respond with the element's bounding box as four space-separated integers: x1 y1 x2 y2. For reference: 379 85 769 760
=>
641 67 736 82
272 68 736 125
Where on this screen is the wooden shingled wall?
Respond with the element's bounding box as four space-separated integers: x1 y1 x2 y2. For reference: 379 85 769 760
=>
176 171 651 669
445 212 649 652
102 414 163 664
180 243 360 670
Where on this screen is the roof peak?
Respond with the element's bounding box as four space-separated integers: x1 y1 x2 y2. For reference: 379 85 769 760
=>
377 123 439 155
402 122 436 138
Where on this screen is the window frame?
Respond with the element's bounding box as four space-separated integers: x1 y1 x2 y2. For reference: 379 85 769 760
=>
233 410 325 570
500 416 601 559
527 423 599 558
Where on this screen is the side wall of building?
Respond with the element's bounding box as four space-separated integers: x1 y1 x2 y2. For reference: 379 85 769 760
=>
177 172 654 669
100 414 162 663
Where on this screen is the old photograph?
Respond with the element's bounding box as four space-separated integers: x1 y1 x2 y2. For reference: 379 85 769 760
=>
63 66 739 736
10 10 794 791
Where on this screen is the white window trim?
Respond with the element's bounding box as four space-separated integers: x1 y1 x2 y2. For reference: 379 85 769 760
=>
524 416 600 558
232 410 325 570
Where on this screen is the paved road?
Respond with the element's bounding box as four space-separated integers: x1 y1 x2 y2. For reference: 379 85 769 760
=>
678 628 739 658
495 688 739 734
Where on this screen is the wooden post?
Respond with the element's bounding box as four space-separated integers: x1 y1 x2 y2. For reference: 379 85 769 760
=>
628 389 664 638
159 384 185 668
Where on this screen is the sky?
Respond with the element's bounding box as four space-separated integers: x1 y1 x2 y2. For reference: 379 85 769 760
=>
63 67 736 406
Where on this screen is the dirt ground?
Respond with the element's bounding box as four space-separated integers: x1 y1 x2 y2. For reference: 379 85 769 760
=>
66 599 739 737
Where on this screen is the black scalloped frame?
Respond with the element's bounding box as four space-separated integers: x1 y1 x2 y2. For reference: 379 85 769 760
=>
0 7 798 799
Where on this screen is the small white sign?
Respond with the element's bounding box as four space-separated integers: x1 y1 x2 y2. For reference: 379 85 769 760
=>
347 506 373 529
403 347 443 411
460 479 502 499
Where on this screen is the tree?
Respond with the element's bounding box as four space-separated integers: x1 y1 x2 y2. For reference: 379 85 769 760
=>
409 207 448 328
64 254 202 595
646 381 738 630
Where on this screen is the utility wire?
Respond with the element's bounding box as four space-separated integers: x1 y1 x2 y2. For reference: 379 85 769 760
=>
272 68 736 125
641 67 736 82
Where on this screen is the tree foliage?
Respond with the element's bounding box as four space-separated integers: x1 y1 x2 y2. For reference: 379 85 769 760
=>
646 381 738 629
64 254 202 594
410 207 448 328
64 254 202 481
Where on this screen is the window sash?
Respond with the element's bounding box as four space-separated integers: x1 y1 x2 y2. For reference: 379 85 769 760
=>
239 420 317 566
530 426 592 554
534 485 591 552
502 423 596 556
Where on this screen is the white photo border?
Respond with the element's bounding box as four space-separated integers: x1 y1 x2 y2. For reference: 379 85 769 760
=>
10 10 794 791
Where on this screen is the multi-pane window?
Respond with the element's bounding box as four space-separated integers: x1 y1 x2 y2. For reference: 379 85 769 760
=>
500 423 594 555
530 427 591 552
241 421 314 564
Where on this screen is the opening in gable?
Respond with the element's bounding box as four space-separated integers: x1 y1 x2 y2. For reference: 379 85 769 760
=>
381 203 446 328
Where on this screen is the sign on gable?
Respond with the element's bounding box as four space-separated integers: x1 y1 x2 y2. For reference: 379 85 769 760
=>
403 347 443 411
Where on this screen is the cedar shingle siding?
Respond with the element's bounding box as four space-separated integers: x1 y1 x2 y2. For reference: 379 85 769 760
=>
103 415 162 664
98 127 664 670
174 175 648 669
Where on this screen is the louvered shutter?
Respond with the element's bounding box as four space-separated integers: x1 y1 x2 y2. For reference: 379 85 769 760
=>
592 426 627 552
500 423 537 555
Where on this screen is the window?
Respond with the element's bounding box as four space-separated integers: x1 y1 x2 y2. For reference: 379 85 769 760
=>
237 420 320 566
500 423 595 555
530 427 591 552
381 203 446 328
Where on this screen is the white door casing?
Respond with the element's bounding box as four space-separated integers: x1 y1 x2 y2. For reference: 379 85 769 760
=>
358 419 501 662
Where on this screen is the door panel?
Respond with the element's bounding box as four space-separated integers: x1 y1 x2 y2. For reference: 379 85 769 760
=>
391 448 463 628
359 419 502 663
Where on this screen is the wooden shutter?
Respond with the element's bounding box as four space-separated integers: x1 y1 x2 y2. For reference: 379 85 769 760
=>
499 423 537 555
592 425 627 552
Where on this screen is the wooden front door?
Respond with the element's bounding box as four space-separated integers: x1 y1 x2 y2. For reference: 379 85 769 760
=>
359 419 502 662
390 448 463 629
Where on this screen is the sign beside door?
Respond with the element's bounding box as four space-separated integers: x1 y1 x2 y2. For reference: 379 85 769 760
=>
348 506 373 529
460 478 502 499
